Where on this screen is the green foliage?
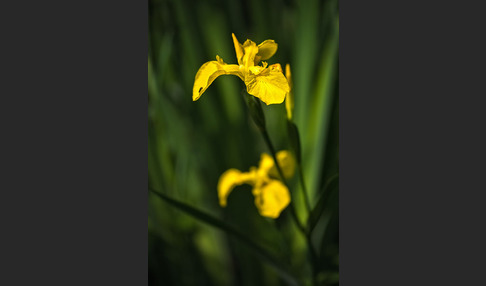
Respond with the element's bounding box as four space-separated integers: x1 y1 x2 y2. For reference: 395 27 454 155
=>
148 0 339 285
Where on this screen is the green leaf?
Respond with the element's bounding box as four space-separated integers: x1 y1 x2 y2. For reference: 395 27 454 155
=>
287 120 302 164
149 188 299 286
307 174 339 234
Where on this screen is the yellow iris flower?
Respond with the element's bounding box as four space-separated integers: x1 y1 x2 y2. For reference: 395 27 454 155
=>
218 150 295 218
193 33 290 105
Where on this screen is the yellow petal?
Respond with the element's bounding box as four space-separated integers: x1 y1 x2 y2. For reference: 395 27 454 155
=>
285 63 294 120
248 65 265 75
242 40 258 69
232 33 244 65
285 64 292 87
193 57 243 101
258 153 275 175
269 63 282 73
255 39 278 64
254 180 291 218
245 66 290 105
217 169 242 207
217 169 256 207
269 150 296 179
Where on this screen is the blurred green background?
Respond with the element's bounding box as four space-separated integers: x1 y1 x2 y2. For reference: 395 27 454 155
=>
148 0 338 285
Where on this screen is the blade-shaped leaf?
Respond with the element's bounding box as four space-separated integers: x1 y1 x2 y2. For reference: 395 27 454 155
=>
307 174 339 233
149 188 299 286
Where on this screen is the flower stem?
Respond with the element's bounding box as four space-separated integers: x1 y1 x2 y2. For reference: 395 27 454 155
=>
261 130 305 230
245 92 318 283
298 162 312 216
286 120 312 218
261 129 319 284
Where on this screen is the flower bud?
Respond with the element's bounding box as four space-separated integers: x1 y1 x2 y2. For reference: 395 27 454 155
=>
246 93 266 132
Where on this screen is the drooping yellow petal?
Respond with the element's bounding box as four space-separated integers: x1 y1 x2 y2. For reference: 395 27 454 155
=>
232 33 244 65
269 150 296 179
245 66 290 105
255 39 278 64
284 63 294 120
217 168 257 207
218 169 242 207
253 180 291 218
193 56 243 101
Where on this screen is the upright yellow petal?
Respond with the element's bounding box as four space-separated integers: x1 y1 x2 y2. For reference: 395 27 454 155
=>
245 66 289 105
193 56 243 101
218 169 257 207
269 150 296 179
258 153 275 176
232 33 244 65
242 40 259 70
253 180 291 218
255 39 278 64
285 63 294 120
231 34 278 66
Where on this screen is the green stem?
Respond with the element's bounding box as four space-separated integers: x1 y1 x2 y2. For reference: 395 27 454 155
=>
307 236 319 286
261 130 305 233
260 129 319 284
286 119 312 219
298 162 312 216
245 92 318 283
